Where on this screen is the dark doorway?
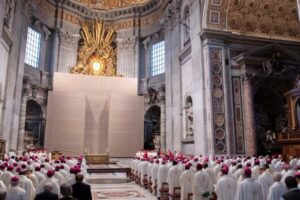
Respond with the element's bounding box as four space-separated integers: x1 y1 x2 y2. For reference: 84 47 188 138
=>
254 82 286 155
144 106 161 150
24 100 44 149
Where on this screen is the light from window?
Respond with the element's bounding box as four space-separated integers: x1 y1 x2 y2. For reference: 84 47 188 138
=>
151 40 165 76
24 27 41 68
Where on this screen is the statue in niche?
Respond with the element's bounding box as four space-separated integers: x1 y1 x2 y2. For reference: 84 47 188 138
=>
262 52 295 76
148 87 159 105
275 114 288 133
265 130 276 144
184 98 193 138
153 135 161 150
3 0 15 29
181 8 190 41
262 52 282 75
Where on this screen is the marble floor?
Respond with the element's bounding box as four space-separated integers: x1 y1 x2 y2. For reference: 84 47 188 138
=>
87 160 156 200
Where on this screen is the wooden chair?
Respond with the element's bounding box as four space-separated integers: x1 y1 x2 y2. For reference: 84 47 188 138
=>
169 187 181 200
159 182 169 200
187 193 193 200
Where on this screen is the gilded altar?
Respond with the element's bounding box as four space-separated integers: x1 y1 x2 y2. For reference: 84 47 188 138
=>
70 20 117 76
85 154 109 164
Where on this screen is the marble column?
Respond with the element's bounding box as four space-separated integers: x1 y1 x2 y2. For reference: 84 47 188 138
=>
49 29 59 86
116 37 137 78
242 75 256 156
17 87 29 153
160 102 166 150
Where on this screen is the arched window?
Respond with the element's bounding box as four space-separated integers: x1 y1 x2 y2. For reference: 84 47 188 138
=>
151 40 165 76
24 27 42 68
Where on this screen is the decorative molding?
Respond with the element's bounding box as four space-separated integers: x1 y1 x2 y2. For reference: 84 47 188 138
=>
160 0 181 30
3 0 15 30
210 47 227 154
116 37 136 51
71 0 150 11
40 0 162 27
211 0 222 6
232 77 245 154
209 11 220 24
59 31 79 49
241 73 254 85
205 0 300 40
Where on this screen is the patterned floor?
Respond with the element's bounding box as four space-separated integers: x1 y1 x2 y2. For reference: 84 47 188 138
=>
88 161 156 200
91 182 156 200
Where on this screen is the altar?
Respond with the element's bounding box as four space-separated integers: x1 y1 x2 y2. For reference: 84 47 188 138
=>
85 154 110 164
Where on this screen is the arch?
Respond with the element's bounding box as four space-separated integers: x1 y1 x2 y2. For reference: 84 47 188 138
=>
253 80 287 155
144 105 161 150
24 100 44 149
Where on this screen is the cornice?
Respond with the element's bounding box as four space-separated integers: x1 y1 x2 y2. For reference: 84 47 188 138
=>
46 0 162 21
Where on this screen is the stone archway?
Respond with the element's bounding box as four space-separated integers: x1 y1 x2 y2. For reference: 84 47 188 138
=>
254 80 287 155
24 100 44 149
144 106 161 150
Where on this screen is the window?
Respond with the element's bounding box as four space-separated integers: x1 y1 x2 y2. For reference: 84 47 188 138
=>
151 40 165 76
24 27 41 68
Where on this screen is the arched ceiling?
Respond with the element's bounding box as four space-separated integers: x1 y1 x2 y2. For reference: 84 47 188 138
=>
71 0 151 11
205 0 300 41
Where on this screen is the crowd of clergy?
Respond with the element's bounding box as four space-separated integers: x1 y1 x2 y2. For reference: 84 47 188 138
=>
130 151 300 200
0 149 92 200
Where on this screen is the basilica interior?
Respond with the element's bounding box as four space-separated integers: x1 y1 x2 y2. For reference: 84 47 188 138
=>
1 0 300 199
1 0 300 157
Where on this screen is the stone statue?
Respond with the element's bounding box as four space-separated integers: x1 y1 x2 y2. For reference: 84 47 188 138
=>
274 114 288 133
3 0 15 29
265 130 276 144
185 101 193 138
148 87 158 105
153 135 160 150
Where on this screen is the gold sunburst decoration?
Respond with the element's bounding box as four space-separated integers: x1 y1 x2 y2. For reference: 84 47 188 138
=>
71 20 117 76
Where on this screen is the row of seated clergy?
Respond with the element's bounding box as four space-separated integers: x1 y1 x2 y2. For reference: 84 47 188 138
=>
130 151 300 200
130 159 213 200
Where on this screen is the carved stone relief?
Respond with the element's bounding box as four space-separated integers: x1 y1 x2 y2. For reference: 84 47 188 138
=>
59 31 79 49
116 37 136 51
227 0 300 40
205 0 300 40
232 77 245 154
3 0 15 30
160 0 181 30
210 47 227 154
